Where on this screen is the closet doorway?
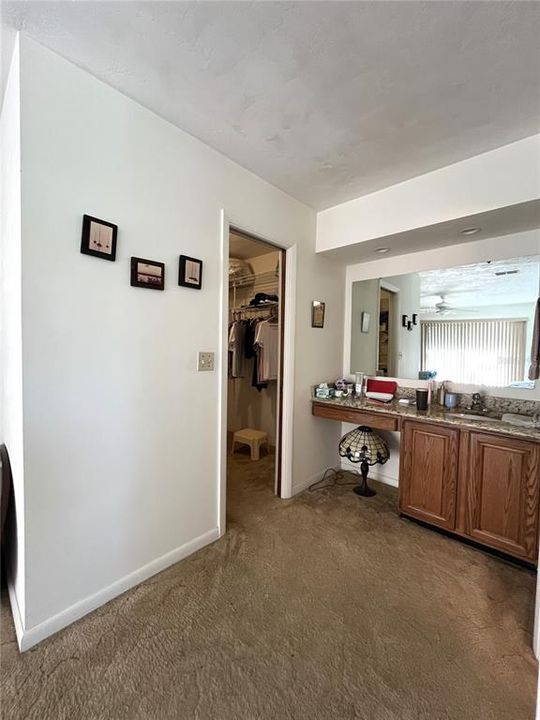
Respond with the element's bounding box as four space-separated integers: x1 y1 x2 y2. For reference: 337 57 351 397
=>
227 228 285 502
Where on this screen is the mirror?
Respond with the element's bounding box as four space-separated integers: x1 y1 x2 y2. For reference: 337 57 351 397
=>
350 255 540 388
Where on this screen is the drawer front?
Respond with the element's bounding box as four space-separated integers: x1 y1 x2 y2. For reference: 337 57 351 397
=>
312 402 398 431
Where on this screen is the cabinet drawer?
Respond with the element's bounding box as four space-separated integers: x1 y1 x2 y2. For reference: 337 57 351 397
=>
312 402 398 431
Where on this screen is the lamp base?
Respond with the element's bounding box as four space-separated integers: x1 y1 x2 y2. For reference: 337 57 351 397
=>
353 485 376 497
353 459 377 497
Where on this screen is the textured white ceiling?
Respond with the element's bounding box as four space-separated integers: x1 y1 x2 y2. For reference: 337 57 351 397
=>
3 1 540 209
420 255 540 309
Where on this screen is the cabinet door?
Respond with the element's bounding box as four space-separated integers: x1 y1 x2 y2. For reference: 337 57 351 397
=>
466 433 540 562
399 421 459 530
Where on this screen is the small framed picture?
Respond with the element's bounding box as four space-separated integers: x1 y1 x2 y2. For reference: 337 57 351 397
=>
361 311 371 333
179 255 203 289
80 214 117 261
311 300 325 328
130 257 165 290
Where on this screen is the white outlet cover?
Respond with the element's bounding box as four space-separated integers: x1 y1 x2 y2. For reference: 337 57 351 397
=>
198 352 215 371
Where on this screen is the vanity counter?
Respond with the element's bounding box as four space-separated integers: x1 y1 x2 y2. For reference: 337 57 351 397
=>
312 396 540 443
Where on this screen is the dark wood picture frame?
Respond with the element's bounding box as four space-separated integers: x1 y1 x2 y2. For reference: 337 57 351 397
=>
311 300 325 328
130 257 165 290
80 214 118 261
178 255 203 289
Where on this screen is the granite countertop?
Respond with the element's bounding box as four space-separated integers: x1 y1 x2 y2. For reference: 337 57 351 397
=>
312 395 540 442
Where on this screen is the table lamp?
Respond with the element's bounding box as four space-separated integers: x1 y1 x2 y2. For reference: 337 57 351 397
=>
338 426 390 497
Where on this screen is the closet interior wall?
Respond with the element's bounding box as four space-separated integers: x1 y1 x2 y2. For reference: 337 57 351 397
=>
228 245 280 447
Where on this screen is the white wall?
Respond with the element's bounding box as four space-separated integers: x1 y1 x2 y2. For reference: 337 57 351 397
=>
350 279 379 375
1 22 17 107
10 35 344 645
382 273 421 379
317 134 540 252
0 36 25 627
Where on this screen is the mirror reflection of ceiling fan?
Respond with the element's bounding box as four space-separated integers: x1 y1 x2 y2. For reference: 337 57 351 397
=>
420 294 479 316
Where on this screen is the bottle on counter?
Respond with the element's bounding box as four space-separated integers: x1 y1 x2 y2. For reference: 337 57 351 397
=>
438 381 447 406
354 372 366 397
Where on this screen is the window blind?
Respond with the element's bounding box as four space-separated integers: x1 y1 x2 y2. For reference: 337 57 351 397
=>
420 318 527 386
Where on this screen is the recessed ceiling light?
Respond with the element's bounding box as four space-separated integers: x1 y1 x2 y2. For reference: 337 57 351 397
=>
375 247 390 254
461 227 481 236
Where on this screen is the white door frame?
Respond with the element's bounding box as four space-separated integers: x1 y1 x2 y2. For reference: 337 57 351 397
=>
217 210 296 536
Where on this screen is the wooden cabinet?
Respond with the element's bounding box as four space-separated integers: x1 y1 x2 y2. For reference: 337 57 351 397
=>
311 401 540 565
399 419 540 565
399 422 460 530
465 432 540 562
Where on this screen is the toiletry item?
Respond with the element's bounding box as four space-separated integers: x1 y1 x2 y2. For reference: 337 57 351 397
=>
427 380 435 405
416 389 429 411
366 379 398 397
398 398 412 405
444 392 458 409
315 383 330 399
365 391 393 403
354 371 365 397
438 381 447 406
334 389 343 398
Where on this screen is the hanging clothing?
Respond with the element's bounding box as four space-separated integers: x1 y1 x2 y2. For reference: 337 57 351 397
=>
229 321 246 378
244 319 257 359
254 320 279 382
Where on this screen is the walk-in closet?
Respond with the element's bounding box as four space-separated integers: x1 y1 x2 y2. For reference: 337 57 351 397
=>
227 230 284 504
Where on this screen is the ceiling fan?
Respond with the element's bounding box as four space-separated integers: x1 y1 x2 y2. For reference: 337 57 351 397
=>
420 294 479 316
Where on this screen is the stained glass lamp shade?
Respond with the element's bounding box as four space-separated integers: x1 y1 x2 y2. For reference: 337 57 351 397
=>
338 426 390 497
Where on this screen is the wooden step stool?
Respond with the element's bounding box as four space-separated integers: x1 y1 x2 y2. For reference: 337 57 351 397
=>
231 429 269 461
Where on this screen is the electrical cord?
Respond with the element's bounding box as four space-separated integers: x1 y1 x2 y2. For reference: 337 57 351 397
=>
308 467 360 492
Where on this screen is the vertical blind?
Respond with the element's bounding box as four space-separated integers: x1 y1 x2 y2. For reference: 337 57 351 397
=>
421 319 527 386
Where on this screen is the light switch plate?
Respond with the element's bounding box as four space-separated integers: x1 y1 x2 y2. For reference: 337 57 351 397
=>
198 351 215 371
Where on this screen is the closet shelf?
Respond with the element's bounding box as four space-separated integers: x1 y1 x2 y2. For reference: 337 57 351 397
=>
229 270 279 289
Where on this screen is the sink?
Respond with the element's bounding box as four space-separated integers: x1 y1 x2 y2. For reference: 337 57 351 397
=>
445 412 501 423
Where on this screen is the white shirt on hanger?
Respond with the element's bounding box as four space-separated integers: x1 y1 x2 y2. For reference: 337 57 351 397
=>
254 320 279 382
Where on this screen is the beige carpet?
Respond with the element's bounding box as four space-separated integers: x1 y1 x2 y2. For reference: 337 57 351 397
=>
1 450 537 719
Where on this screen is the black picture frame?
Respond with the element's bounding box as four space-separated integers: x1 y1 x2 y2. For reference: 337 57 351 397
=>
311 300 325 328
178 255 203 289
130 257 165 291
80 214 118 261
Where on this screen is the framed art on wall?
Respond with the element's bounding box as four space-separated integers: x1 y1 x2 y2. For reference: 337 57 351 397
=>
130 257 165 290
311 300 325 328
80 214 118 261
178 255 203 289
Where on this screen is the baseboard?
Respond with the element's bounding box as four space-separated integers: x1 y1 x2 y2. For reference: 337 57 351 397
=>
7 576 25 650
17 527 220 652
292 468 332 496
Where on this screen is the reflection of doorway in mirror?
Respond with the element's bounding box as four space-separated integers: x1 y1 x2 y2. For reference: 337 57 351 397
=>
378 288 396 376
